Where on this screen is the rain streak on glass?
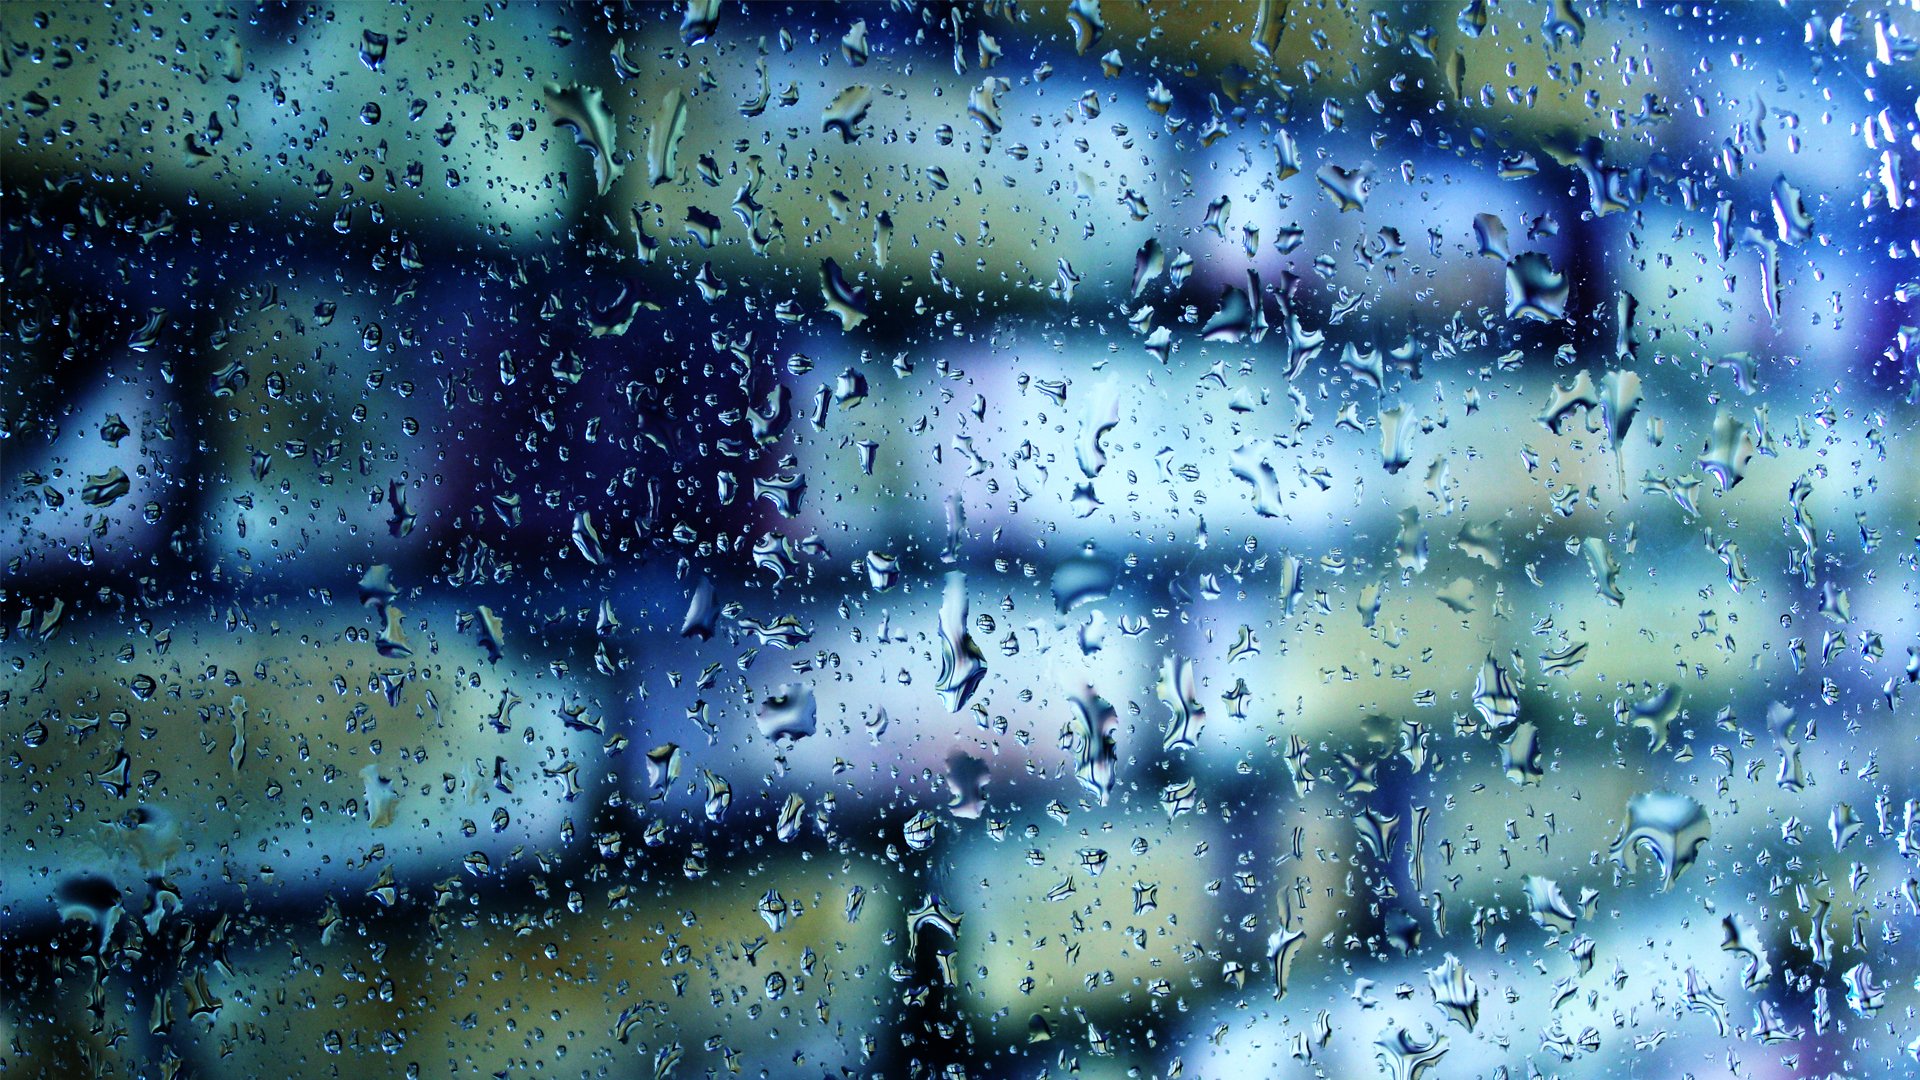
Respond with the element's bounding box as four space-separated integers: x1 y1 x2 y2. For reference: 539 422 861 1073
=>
3 2 1920 1079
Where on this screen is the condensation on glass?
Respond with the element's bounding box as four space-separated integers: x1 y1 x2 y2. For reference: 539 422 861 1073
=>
3 2 1918 1078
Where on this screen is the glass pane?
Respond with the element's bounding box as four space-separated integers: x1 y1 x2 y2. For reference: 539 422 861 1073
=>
4 2 1917 1077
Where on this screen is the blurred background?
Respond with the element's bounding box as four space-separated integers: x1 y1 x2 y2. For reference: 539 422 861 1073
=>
3 1 1919 1077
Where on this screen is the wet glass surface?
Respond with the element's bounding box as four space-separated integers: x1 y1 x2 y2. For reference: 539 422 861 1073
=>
4 2 1920 1077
